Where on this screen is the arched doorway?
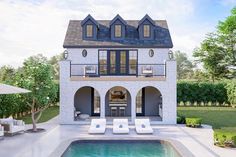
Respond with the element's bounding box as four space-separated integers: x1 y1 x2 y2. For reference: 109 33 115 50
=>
136 86 162 119
105 86 131 117
74 86 100 120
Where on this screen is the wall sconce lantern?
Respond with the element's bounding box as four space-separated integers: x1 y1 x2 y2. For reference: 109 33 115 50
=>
168 50 174 60
82 49 87 57
149 49 154 57
63 50 68 60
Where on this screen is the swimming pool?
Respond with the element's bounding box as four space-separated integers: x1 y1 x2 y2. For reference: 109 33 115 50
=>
61 140 182 157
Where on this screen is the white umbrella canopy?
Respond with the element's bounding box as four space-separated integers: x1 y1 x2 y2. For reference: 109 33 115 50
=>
0 83 31 94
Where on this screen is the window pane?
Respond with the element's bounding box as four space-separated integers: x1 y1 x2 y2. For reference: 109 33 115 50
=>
86 25 93 37
120 51 126 74
115 25 122 37
93 90 100 114
136 90 142 113
129 51 137 74
110 51 116 74
99 51 107 74
143 25 150 37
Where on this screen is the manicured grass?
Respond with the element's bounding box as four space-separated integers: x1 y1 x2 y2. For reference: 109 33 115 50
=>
177 107 236 129
18 106 59 124
178 107 236 146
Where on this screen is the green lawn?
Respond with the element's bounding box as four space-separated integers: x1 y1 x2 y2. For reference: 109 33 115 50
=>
178 107 236 144
178 107 236 129
18 106 59 124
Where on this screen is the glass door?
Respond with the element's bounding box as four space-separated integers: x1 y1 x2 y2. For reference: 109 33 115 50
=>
91 89 100 116
110 51 116 74
108 50 128 75
136 88 145 116
120 51 127 74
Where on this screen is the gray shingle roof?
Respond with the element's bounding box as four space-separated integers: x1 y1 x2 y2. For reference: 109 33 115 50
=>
63 20 173 48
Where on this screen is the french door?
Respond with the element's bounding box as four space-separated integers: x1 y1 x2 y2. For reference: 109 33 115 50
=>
108 50 128 75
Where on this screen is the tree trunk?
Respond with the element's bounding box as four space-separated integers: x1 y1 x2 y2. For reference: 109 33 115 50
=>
31 98 37 132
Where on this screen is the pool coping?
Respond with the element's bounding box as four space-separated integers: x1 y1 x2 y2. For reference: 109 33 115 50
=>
49 136 195 157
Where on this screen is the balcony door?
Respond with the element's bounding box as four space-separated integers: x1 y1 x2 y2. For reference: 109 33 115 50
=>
108 50 128 75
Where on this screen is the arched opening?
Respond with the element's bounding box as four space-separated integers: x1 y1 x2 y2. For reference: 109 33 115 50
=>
105 86 131 117
74 86 100 120
136 86 162 120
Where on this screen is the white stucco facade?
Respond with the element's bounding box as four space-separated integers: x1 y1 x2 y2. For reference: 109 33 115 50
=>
60 48 177 125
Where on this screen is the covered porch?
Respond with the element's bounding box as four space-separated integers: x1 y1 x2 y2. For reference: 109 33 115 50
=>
73 86 163 124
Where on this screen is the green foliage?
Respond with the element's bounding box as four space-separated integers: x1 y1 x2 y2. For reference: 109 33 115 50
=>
179 107 236 147
48 53 63 80
177 81 228 105
214 127 236 147
174 51 195 79
0 66 16 82
178 107 236 129
193 33 228 81
0 54 59 119
177 115 185 124
18 105 59 124
194 7 236 79
233 136 236 146
21 54 56 107
225 79 236 105
185 118 202 127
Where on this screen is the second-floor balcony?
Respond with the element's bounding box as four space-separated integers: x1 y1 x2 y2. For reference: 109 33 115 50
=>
70 63 166 81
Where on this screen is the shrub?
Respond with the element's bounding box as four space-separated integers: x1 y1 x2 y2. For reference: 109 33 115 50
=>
177 115 186 124
185 118 202 127
214 129 236 148
232 136 236 146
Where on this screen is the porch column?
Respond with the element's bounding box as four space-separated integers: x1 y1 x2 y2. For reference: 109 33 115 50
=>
100 91 105 118
131 92 136 123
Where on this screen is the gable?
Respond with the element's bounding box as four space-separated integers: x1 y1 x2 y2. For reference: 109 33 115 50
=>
110 14 127 26
138 14 155 26
81 14 99 27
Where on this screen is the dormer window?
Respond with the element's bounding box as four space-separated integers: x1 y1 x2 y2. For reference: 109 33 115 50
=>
110 15 127 40
86 25 93 37
115 25 122 37
143 25 150 37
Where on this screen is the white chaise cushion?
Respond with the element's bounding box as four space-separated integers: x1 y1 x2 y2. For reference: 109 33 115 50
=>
89 119 106 134
113 119 129 134
0 125 4 137
135 119 153 134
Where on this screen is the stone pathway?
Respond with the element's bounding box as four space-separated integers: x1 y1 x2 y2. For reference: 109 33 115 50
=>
0 117 235 157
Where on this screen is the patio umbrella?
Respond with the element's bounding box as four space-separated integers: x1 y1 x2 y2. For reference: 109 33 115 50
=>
0 83 31 94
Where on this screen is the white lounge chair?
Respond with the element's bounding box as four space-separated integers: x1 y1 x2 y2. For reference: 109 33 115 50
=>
88 119 106 134
0 117 25 136
0 125 4 139
135 119 153 134
113 119 129 134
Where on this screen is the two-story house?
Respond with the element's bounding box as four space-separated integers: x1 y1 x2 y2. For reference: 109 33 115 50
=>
60 14 176 124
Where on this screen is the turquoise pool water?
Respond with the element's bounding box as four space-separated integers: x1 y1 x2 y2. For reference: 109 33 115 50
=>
62 140 181 157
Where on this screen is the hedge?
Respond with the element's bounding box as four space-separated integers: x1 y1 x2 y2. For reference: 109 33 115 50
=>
186 118 202 127
177 80 236 106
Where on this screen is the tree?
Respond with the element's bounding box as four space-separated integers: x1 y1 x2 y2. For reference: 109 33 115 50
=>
21 54 57 132
48 53 63 80
193 33 228 81
193 7 236 80
218 7 236 77
174 51 195 79
0 66 15 82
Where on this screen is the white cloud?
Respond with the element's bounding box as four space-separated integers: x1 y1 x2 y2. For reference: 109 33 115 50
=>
0 0 218 67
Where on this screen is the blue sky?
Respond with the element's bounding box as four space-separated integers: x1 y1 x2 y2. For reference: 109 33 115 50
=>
0 0 235 67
